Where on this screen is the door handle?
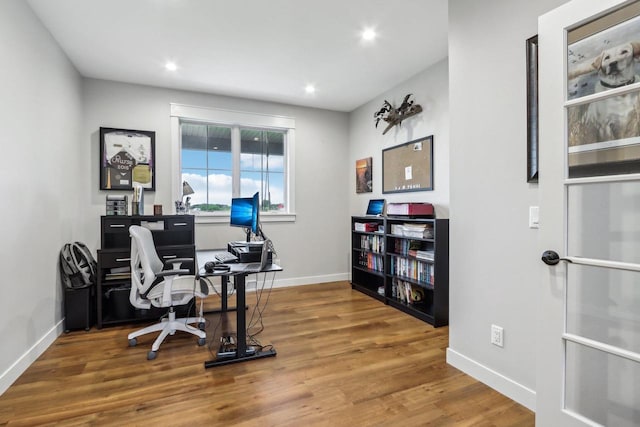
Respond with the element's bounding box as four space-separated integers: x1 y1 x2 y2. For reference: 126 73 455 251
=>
541 250 573 266
542 252 640 272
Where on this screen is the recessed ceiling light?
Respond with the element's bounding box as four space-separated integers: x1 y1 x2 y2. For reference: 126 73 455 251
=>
361 28 377 42
165 62 177 71
305 84 316 94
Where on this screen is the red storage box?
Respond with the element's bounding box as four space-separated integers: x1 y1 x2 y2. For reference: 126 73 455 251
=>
387 203 434 218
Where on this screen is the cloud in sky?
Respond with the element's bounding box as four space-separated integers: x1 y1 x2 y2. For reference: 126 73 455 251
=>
183 172 283 206
240 154 284 171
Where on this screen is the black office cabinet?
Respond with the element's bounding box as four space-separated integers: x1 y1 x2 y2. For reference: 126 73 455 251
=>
350 216 449 327
96 215 196 328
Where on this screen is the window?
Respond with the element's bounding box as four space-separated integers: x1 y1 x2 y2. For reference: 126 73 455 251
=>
181 124 233 211
239 128 285 210
171 104 294 217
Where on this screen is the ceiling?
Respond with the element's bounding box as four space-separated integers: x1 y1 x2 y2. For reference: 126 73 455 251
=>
27 0 448 112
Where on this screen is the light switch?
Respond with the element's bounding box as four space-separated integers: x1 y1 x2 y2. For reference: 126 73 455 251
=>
529 206 539 229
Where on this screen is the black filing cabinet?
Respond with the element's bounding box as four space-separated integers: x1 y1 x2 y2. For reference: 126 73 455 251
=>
96 215 195 328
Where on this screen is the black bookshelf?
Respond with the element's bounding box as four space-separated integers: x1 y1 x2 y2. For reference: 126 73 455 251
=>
350 216 449 327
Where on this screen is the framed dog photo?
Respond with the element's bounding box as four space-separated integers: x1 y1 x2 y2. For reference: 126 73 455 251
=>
566 2 640 178
100 127 156 191
567 2 640 100
382 135 433 193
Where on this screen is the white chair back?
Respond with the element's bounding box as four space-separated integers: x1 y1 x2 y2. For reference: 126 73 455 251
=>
129 225 164 308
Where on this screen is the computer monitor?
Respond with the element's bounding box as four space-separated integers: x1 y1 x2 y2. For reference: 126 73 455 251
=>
230 192 261 241
366 199 385 216
250 191 260 237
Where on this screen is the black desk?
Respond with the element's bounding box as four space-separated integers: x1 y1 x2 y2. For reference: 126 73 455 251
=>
197 250 282 368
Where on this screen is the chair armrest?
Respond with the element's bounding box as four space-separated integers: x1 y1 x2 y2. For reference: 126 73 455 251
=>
163 258 194 270
156 269 192 305
156 269 190 278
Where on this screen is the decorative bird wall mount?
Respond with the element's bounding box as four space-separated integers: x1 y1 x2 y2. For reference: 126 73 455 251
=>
373 94 423 135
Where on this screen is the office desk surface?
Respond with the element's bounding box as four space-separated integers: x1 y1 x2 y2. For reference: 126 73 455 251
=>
196 249 282 274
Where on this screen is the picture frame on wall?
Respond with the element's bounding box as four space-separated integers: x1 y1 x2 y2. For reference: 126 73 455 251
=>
565 2 640 178
526 34 539 183
355 157 373 193
100 127 156 191
382 135 433 194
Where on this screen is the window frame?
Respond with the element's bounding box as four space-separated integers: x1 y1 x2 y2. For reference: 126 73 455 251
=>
170 103 296 224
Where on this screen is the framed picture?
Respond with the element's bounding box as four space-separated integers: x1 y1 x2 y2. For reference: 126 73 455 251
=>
355 157 373 193
100 127 156 191
526 35 539 183
565 2 640 178
382 135 433 194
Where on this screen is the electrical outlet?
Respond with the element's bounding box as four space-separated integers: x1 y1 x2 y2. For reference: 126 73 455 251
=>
491 324 504 347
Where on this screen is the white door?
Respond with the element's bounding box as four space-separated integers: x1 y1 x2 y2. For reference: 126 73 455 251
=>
538 0 640 426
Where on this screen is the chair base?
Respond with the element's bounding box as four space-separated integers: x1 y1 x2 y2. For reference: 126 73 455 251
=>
128 308 206 358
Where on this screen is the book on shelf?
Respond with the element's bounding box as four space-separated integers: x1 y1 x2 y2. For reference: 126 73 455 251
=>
105 272 131 281
357 252 383 273
360 234 384 253
354 222 381 232
389 255 434 285
390 223 434 238
391 278 426 305
415 250 434 261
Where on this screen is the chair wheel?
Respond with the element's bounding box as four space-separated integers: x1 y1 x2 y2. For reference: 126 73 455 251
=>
128 338 137 347
198 337 206 346
198 322 206 330
147 351 157 360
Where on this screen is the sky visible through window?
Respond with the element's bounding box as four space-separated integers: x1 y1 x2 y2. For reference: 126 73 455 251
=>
182 149 284 211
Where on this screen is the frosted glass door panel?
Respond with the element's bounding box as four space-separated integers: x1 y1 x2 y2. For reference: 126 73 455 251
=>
567 264 640 354
566 341 640 427
568 181 640 264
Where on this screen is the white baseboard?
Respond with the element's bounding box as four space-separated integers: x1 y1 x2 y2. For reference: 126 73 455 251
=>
0 320 64 396
245 272 349 290
446 347 536 411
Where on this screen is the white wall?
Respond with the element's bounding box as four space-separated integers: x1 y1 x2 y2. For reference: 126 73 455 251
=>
447 0 568 410
0 0 84 393
82 79 350 285
349 59 450 218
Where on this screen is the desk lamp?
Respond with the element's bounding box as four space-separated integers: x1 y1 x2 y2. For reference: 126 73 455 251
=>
182 181 195 212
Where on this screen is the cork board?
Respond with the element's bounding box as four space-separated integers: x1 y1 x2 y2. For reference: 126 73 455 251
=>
382 135 433 193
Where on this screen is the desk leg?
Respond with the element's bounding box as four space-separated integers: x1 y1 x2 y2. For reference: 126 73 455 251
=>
221 276 228 312
203 275 240 315
236 274 247 357
204 273 276 368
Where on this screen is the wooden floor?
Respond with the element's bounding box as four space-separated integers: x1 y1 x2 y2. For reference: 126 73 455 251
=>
0 281 533 426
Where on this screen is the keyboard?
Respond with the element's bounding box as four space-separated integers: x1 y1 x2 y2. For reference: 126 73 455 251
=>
214 251 238 263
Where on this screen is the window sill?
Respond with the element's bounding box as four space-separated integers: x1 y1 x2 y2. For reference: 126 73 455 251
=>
194 212 296 225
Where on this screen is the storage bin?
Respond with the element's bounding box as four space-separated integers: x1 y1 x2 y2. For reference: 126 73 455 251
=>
64 285 95 332
105 285 135 320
